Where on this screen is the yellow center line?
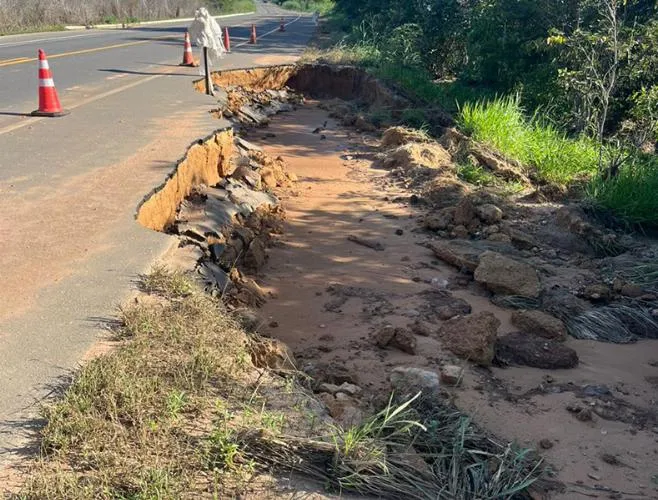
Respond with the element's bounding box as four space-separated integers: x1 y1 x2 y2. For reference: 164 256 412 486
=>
0 34 177 68
0 57 30 64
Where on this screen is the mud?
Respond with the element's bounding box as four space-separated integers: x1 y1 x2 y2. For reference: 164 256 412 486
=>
196 63 411 110
238 105 658 499
139 64 658 499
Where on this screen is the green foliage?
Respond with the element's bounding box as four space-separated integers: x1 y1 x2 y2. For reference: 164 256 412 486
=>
459 95 600 184
400 108 428 129
273 0 334 15
588 153 658 225
210 0 256 14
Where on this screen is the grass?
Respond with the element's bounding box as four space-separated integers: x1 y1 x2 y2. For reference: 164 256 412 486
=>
14 268 256 498
458 95 600 185
242 393 545 499
587 154 658 226
0 24 64 35
210 0 256 15
458 95 658 225
12 268 546 499
275 0 335 15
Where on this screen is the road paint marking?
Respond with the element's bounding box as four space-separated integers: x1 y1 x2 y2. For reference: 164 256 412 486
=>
0 15 298 68
0 57 30 64
0 34 178 67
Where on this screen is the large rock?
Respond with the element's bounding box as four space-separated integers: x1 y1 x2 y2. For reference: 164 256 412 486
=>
495 333 579 369
390 367 440 395
438 312 500 366
453 197 478 227
389 328 417 355
428 240 482 272
511 310 567 341
474 251 540 298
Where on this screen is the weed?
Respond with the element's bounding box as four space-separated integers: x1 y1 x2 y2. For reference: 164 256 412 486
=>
140 264 193 297
241 393 545 499
400 108 428 129
456 162 497 187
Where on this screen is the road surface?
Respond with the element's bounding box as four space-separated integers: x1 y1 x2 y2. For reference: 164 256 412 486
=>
0 1 315 465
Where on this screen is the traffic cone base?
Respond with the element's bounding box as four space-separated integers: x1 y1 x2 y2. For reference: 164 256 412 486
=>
31 109 70 117
180 32 197 67
33 50 68 117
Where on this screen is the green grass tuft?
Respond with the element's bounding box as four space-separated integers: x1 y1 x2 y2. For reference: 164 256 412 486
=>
587 155 658 226
458 95 600 185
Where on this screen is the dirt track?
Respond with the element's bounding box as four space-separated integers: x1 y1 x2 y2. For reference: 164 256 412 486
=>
238 102 658 499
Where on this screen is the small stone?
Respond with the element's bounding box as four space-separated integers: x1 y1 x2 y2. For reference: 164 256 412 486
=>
410 320 434 337
440 365 464 386
395 229 404 236
601 453 622 466
319 383 341 394
511 310 568 341
390 366 440 395
337 382 362 397
576 408 593 422
621 283 645 298
439 312 500 366
539 439 553 450
476 204 503 224
374 325 396 347
583 284 611 302
437 305 461 321
451 225 469 239
269 321 279 328
390 328 417 355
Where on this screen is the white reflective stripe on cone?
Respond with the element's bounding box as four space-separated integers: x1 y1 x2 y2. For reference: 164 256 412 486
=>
39 60 50 69
39 78 55 87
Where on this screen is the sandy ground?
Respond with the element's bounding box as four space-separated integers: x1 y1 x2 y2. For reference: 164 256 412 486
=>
243 103 658 499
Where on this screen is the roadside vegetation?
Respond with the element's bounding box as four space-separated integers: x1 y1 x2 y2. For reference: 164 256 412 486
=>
0 0 255 34
13 268 544 499
309 0 658 227
271 0 334 15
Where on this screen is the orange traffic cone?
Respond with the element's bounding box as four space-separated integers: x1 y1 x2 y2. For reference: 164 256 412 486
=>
180 32 196 67
279 17 285 32
249 24 257 44
224 27 231 53
32 49 68 117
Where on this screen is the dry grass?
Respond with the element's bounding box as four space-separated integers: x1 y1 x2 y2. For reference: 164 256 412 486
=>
14 269 256 498
10 269 546 499
241 394 546 499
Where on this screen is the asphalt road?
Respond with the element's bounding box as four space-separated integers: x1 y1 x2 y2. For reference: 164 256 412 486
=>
0 3 303 133
0 1 315 467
